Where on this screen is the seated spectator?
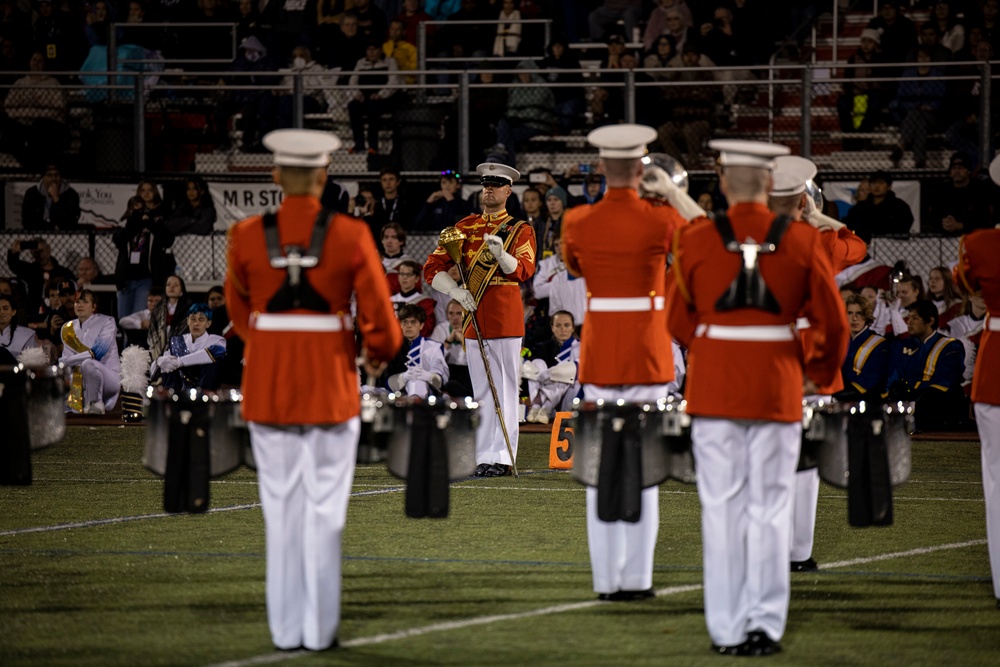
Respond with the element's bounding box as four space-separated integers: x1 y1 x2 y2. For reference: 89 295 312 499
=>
395 0 433 47
317 10 366 73
541 37 585 133
887 46 945 168
588 0 641 43
150 302 227 392
275 46 335 129
59 289 120 415
532 236 586 328
932 0 965 55
887 299 967 431
348 41 402 155
353 183 380 239
29 277 75 346
522 309 580 424
413 170 472 231
908 22 953 62
148 274 191 361
836 29 889 146
945 291 986 391
321 176 352 213
643 0 692 52
165 176 218 235
0 293 39 364
0 276 28 325
205 285 245 387
429 297 472 397
19 163 80 231
656 43 717 168
380 222 415 294
384 19 418 82
522 186 549 237
492 60 556 169
844 171 914 243
113 180 174 320
643 34 677 79
924 154 992 235
75 257 110 288
5 237 75 314
384 303 448 397
425 0 461 21
374 165 416 227
352 0 388 41
572 174 605 207
119 286 164 348
698 5 741 67
492 0 521 57
213 35 280 152
31 0 87 75
235 0 262 46
696 190 717 220
2 50 69 171
872 273 923 337
835 294 889 401
927 266 964 330
867 0 917 68
390 259 436 336
539 186 568 255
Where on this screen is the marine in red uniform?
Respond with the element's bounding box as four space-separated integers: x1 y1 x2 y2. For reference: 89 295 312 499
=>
666 139 849 656
562 124 688 601
423 163 536 477
768 155 868 574
954 153 1000 608
225 129 401 651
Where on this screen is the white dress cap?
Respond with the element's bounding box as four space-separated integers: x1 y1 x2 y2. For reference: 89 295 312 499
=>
769 155 818 197
476 162 520 184
262 129 342 168
587 123 657 158
709 139 791 170
989 153 1000 186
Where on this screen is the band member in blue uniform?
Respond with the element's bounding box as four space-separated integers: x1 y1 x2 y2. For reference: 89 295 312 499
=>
150 303 227 391
837 293 889 400
384 303 449 398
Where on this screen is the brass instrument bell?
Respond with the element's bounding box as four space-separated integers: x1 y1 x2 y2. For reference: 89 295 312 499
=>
641 153 689 194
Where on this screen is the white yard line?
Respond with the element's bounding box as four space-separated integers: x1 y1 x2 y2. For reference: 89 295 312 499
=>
204 539 988 667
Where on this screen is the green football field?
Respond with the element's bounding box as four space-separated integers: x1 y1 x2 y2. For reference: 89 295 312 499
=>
1 427 998 667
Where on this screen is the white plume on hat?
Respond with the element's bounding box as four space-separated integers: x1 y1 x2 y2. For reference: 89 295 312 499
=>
120 345 152 393
17 347 49 367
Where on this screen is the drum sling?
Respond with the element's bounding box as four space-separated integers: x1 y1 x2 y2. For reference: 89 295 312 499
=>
713 213 791 313
461 217 527 333
404 408 451 519
0 367 32 485
596 410 645 523
262 208 334 313
163 401 212 513
846 411 894 527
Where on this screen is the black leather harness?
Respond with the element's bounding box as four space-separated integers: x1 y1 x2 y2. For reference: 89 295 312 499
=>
713 213 791 314
262 209 333 313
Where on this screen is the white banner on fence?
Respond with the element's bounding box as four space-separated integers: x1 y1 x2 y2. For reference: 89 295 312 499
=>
5 180 360 230
824 180 921 233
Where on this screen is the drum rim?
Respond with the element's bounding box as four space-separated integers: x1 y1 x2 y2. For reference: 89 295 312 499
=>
146 386 245 403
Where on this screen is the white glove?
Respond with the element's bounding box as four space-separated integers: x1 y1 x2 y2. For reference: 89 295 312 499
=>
803 194 845 231
549 361 577 384
641 166 704 221
432 271 477 312
521 360 540 381
536 367 552 384
387 372 407 392
483 233 518 274
158 355 181 373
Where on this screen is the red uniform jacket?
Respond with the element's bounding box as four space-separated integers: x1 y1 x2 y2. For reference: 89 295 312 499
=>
562 188 687 386
423 210 536 339
666 202 849 423
802 225 868 394
225 195 402 424
955 228 1000 406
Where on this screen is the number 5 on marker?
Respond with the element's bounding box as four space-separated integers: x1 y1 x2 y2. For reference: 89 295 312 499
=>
548 412 574 469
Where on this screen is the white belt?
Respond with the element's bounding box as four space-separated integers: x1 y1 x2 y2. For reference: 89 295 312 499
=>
588 296 664 313
252 313 353 332
989 317 1000 332
696 323 795 342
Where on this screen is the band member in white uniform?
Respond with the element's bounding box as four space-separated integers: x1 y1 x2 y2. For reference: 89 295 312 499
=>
0 294 39 363
150 303 227 391
60 289 121 414
522 310 581 424
386 303 449 398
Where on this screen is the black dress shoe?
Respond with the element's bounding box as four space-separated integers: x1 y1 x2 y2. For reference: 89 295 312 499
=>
711 642 744 656
483 463 511 477
791 557 818 572
474 463 491 477
743 630 781 656
598 588 655 602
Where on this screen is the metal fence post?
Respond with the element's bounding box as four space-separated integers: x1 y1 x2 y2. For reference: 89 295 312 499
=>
800 65 812 158
459 71 470 174
134 74 145 173
625 70 635 124
418 23 427 93
293 72 303 129
980 61 991 170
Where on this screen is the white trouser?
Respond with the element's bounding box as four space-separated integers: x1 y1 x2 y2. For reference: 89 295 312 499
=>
975 402 1000 599
467 337 521 466
80 358 121 411
249 418 360 651
790 468 820 562
526 360 578 412
692 417 801 646
584 383 668 594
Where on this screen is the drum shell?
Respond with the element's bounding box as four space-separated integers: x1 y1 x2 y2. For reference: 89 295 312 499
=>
800 401 846 472
817 401 914 489
570 404 676 488
144 389 247 477
386 401 478 482
358 390 395 464
25 364 68 450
